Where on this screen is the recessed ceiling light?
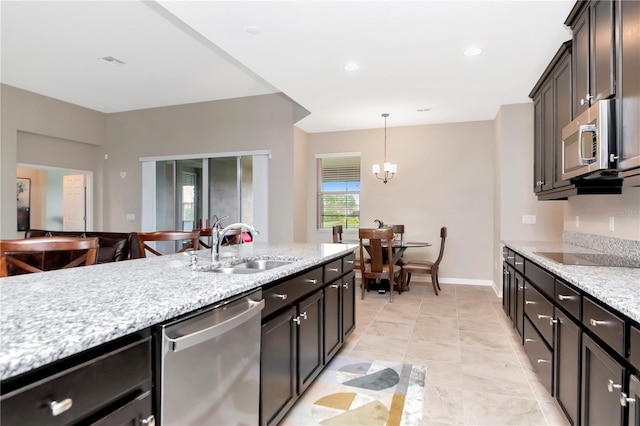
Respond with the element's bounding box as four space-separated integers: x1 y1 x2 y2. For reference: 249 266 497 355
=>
246 26 262 35
344 62 360 71
464 47 482 57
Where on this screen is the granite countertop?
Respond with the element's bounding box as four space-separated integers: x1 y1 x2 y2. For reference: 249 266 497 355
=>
503 241 640 324
0 242 356 381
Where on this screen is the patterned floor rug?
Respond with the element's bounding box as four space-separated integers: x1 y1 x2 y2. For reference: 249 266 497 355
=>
280 355 427 426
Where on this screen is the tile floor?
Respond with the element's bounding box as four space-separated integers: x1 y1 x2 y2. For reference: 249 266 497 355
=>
336 281 571 426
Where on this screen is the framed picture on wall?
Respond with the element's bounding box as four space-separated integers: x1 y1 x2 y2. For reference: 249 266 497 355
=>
17 177 31 231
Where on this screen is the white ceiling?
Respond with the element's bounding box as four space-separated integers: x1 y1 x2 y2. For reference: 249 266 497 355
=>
1 0 575 134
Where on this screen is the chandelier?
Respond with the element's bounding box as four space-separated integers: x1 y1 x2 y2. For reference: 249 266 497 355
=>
372 113 397 184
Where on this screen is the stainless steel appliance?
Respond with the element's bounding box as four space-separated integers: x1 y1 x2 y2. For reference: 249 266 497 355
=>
159 289 264 425
562 99 616 180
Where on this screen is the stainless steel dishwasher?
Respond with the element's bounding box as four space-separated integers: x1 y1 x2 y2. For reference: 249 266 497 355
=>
159 289 264 425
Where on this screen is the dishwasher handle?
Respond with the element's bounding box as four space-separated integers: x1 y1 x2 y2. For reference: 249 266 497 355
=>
168 298 265 353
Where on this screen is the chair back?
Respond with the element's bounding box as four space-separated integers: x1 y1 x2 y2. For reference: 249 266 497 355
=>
389 224 405 244
0 236 99 277
434 226 447 266
137 231 200 257
358 228 394 274
332 225 343 243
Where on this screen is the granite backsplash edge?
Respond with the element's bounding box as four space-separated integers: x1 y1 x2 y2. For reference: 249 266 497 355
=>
563 231 640 261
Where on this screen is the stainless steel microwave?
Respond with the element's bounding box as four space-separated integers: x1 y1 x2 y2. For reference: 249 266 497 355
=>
561 99 616 180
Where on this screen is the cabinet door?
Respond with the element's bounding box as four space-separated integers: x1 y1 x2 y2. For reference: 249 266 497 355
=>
573 7 590 116
555 309 581 426
581 334 625 426
542 80 554 192
502 262 510 316
554 50 573 189
261 306 297 426
628 374 639 426
324 281 341 363
342 271 356 339
534 95 545 192
514 272 525 341
297 291 324 394
90 391 153 426
590 0 615 102
617 0 640 171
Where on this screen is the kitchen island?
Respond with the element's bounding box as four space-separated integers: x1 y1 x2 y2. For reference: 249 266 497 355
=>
0 242 355 380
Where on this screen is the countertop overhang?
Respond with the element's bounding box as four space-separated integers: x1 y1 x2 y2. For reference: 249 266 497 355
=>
0 242 356 381
503 240 640 325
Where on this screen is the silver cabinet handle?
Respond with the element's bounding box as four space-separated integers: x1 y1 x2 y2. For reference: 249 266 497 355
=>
50 398 73 416
274 293 288 300
293 316 301 325
305 278 318 284
346 260 354 264
330 284 340 288
515 261 523 266
507 256 514 260
141 415 156 426
343 283 349 289
293 312 307 325
537 359 550 364
620 392 635 407
525 338 535 343
328 268 339 272
300 311 308 320
608 379 622 393
590 318 607 327
525 300 535 305
558 294 573 301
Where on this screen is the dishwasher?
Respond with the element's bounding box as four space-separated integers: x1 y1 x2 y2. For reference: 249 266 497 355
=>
159 289 264 425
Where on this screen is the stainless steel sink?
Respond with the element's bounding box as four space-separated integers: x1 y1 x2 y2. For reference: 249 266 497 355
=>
231 260 292 270
211 267 265 275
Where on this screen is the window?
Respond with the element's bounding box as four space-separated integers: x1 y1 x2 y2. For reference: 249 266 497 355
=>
317 155 360 229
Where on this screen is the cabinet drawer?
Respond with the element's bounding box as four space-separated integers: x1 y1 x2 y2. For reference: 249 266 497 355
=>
342 252 356 273
0 338 151 426
630 325 640 370
514 253 525 274
583 297 625 357
525 260 554 298
91 390 153 426
262 268 323 318
554 279 581 321
523 317 553 394
524 281 554 346
323 259 342 283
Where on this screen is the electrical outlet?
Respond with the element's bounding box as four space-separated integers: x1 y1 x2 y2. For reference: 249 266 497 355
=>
575 216 580 228
522 215 536 224
609 216 615 232
126 213 135 221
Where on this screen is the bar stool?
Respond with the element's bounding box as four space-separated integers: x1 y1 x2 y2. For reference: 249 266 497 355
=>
137 231 200 257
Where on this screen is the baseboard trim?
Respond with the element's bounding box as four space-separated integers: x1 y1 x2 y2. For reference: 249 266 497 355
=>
410 276 493 287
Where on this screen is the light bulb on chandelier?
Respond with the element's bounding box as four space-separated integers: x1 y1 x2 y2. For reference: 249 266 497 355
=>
372 113 397 184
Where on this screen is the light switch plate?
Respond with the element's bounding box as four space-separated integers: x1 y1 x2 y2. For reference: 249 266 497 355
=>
609 216 615 231
126 213 135 221
522 215 536 224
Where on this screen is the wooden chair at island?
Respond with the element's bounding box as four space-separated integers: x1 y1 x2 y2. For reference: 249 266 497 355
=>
402 226 447 295
0 236 99 277
358 227 402 302
137 230 200 257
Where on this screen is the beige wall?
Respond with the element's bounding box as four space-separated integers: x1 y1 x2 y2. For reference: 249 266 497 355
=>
293 126 309 243
1 84 106 238
304 120 497 284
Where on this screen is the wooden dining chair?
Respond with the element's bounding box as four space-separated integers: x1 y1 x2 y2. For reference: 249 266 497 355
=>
358 227 402 302
401 226 447 295
137 230 200 257
0 236 99 277
332 225 343 243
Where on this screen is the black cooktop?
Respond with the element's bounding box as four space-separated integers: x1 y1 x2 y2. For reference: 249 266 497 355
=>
534 251 640 268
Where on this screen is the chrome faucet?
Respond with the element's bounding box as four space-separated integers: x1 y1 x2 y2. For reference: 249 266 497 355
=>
212 222 259 262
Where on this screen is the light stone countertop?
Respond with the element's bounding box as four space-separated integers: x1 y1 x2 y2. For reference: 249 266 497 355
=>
503 241 640 325
0 242 356 381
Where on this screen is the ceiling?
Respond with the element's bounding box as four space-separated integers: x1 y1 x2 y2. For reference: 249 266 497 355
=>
1 1 576 134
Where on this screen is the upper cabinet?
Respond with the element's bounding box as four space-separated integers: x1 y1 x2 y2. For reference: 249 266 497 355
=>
616 0 640 178
566 0 616 116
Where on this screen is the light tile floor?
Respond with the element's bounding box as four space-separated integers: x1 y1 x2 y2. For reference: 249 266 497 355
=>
337 281 571 426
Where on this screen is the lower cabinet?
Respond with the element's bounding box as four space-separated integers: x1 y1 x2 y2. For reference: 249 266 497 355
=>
297 291 324 393
627 374 640 426
523 316 553 394
581 334 625 426
342 271 356 339
555 309 582 426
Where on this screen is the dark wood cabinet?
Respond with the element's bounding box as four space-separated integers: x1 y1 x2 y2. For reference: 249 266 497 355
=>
324 280 342 362
567 0 616 116
261 306 297 426
617 0 640 173
582 334 625 426
530 41 573 198
555 309 582 426
297 291 324 394
342 270 356 340
627 374 640 426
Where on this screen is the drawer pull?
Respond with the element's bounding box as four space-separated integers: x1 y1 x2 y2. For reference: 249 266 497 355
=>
524 338 535 343
608 379 622 393
293 316 301 325
141 415 156 426
50 398 73 416
515 261 523 266
536 359 550 364
508 256 514 260
330 284 340 288
558 294 573 301
343 283 349 290
300 311 308 320
525 300 535 305
328 268 339 272
274 293 288 300
620 392 635 407
305 279 318 284
346 260 355 264
590 318 608 327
